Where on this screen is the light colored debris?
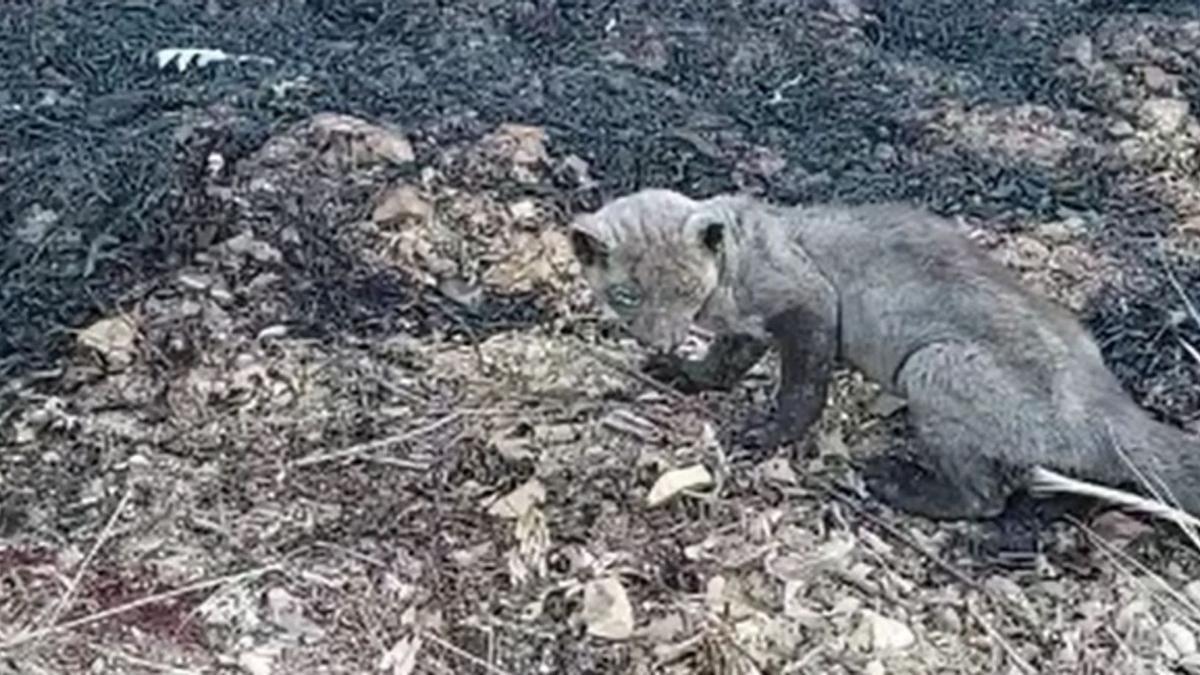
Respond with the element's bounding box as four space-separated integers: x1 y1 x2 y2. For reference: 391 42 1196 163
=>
581 577 635 640
1163 621 1198 660
485 123 549 167
265 587 325 642
758 457 799 485
237 643 282 675
851 610 916 653
486 478 546 519
379 635 422 675
647 464 713 507
1138 98 1190 135
77 315 138 370
639 612 686 642
178 271 214 290
16 203 59 244
766 534 857 582
373 183 432 224
310 112 415 165
219 232 283 265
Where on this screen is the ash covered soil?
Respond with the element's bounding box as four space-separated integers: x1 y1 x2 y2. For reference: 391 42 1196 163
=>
4 1 1200 673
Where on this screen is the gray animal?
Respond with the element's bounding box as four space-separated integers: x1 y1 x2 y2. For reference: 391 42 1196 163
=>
569 188 1200 522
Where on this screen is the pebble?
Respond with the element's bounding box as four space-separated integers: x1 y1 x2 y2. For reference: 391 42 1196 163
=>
1163 621 1198 659
1138 98 1190 135
855 610 915 652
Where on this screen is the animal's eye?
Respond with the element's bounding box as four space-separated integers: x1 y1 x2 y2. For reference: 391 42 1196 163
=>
606 284 642 310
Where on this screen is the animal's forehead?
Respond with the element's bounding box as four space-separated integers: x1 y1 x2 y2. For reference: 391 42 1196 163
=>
593 189 698 235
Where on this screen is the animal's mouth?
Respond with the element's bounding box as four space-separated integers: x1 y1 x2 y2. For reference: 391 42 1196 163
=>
672 325 715 361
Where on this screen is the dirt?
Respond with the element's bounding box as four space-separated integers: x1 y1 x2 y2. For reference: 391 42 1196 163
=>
3 1 1200 673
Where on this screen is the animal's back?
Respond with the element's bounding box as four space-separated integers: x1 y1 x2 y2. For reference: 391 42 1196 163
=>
794 203 1165 480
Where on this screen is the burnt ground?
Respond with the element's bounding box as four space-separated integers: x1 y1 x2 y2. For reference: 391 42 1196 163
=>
3 0 1200 673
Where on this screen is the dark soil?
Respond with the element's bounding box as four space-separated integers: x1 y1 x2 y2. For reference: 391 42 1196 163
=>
4 1 1200 673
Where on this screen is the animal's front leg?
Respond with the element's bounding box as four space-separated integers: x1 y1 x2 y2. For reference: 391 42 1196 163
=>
736 306 836 456
642 332 769 393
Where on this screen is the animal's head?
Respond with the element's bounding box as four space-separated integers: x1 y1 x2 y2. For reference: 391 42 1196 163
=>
569 189 732 352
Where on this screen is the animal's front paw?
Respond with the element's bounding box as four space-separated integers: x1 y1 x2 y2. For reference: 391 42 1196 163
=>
641 353 698 393
640 353 726 394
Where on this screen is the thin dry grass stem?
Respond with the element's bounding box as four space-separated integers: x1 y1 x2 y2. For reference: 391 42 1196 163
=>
1102 624 1140 668
33 486 134 639
0 564 280 652
423 630 516 675
1068 515 1200 621
1071 419 1200 550
1179 337 1200 367
964 599 1037 675
87 644 202 674
1029 467 1200 540
798 482 980 591
1162 252 1200 330
291 411 463 467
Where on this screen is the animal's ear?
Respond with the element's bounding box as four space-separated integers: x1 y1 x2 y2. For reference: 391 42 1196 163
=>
569 217 609 267
684 208 730 256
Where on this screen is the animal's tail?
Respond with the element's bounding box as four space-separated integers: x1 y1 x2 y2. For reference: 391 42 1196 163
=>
1031 412 1200 530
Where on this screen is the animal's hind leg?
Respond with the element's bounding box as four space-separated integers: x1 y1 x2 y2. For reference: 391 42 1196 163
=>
864 342 1038 521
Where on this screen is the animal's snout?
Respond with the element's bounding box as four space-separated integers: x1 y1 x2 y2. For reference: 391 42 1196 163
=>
632 315 690 354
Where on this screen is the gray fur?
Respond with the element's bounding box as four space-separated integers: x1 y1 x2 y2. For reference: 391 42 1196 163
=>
571 188 1200 521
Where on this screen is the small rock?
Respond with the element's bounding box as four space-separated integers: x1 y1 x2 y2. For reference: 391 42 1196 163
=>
853 610 915 652
1184 580 1200 607
1060 34 1096 69
581 577 635 640
77 316 138 370
1140 65 1176 95
832 596 863 617
828 0 862 22
373 183 431 224
16 203 59 245
265 587 325 641
490 123 549 166
558 154 594 186
864 660 886 675
508 199 539 222
1038 217 1086 243
1108 119 1136 138
221 232 283 265
1163 621 1198 659
758 457 799 485
1138 98 1190 135
873 143 897 164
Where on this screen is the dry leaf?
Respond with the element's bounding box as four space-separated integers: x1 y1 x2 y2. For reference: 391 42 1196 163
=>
374 183 432 224
852 610 915 652
647 465 713 507
379 635 422 675
486 478 546 519
581 577 635 640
